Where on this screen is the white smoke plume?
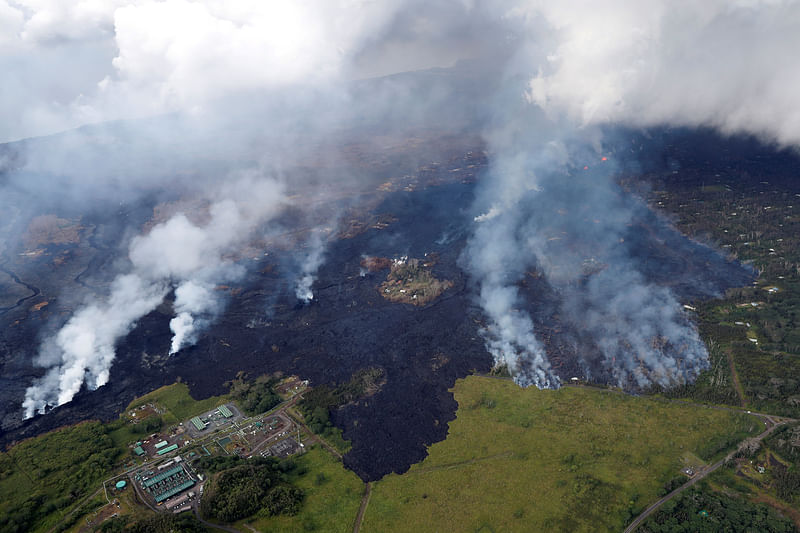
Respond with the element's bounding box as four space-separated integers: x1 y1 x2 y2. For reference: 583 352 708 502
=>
460 0 800 388
21 274 167 417
9 0 800 416
23 175 285 418
294 230 327 303
169 280 216 355
465 171 560 387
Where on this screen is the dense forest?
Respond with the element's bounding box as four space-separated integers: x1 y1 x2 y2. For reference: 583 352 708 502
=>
640 152 800 417
98 512 205 533
199 456 304 522
765 424 800 503
228 373 282 416
641 484 797 532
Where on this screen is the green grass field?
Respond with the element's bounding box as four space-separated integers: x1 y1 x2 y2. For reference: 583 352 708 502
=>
126 381 229 422
239 445 364 533
362 376 759 533
106 382 230 455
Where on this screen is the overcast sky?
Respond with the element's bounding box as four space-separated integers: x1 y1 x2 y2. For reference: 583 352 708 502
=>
3 0 800 145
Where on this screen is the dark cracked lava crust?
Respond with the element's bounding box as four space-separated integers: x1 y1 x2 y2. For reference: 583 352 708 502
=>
0 132 763 481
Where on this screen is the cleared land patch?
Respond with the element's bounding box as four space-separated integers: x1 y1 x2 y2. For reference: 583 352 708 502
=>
363 376 759 533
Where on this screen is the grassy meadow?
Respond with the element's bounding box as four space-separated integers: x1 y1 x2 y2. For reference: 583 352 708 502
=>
362 376 759 533
239 445 364 533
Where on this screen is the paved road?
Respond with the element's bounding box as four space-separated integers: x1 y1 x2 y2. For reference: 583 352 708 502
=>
623 419 787 533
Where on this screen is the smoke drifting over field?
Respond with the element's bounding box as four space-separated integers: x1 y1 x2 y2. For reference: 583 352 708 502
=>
3 0 799 416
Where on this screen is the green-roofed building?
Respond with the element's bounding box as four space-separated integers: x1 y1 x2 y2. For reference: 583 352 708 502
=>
154 480 195 503
133 446 145 456
142 466 184 488
190 416 205 431
157 443 179 456
154 440 169 449
218 404 233 418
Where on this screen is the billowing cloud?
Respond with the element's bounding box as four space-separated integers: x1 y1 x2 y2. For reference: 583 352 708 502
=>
524 0 800 146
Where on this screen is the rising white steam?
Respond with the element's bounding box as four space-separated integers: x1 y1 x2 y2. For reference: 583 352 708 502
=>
169 280 216 355
294 230 327 303
21 274 167 417
12 0 800 416
23 175 285 418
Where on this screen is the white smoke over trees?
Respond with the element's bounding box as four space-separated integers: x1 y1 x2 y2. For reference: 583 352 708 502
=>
459 0 800 388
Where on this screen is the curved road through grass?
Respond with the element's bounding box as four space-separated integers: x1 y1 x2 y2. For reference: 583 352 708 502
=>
623 416 789 533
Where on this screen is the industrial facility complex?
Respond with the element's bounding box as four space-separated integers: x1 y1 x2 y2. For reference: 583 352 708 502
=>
96 377 310 523
185 403 241 438
138 463 196 504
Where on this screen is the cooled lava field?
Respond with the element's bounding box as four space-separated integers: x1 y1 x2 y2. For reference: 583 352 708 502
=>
0 128 767 481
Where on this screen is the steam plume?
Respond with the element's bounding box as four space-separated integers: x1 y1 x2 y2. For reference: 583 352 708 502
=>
23 175 285 417
169 280 217 355
8 0 800 418
294 230 327 303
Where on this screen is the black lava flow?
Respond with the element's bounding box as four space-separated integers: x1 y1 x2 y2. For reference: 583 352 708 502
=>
0 180 753 481
0 128 775 481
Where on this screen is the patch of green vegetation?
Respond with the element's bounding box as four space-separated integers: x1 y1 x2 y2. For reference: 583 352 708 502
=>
694 290 800 417
98 512 205 533
380 257 453 305
640 482 797 533
240 446 364 533
299 367 384 454
200 457 304 522
362 376 758 533
765 423 800 504
105 415 164 453
0 421 120 533
126 382 229 423
228 373 281 416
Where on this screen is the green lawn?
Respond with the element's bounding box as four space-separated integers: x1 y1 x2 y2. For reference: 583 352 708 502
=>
239 445 364 533
362 376 759 533
126 382 229 423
